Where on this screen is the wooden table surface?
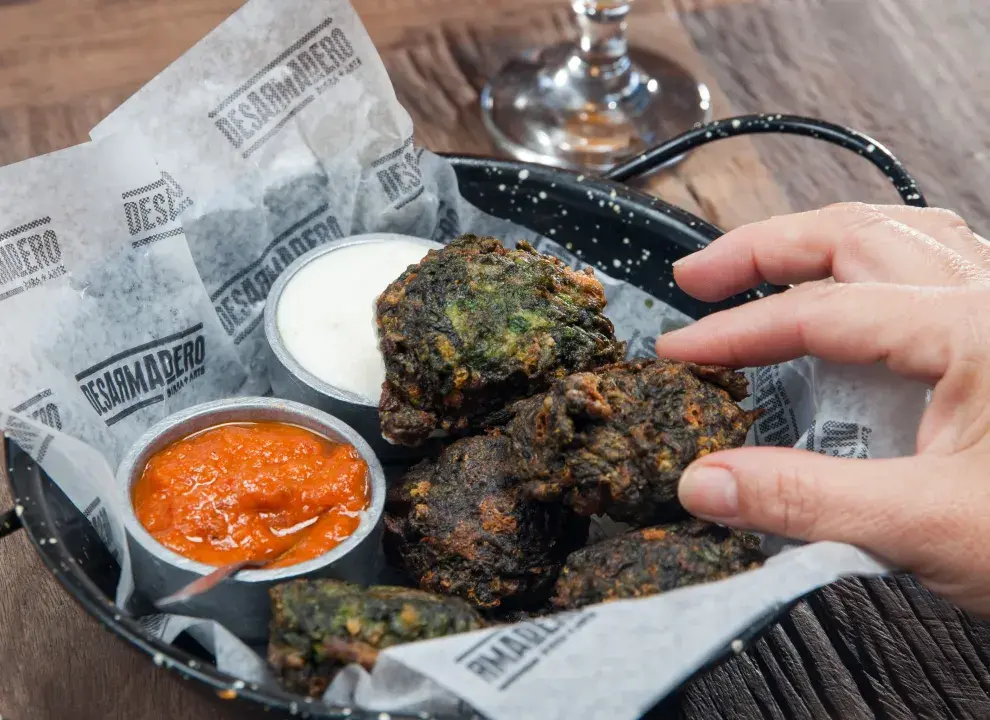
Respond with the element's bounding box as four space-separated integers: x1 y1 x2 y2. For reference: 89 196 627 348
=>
2 0 990 718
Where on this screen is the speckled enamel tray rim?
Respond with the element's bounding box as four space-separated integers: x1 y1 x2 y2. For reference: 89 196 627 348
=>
1 114 928 719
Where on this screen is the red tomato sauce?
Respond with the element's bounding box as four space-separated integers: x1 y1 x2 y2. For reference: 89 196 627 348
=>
132 422 369 569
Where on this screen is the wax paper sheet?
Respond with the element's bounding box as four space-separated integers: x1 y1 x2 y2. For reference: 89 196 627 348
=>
0 134 248 467
0 0 928 718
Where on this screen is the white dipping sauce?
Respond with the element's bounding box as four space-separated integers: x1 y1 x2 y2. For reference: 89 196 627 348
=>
276 236 441 403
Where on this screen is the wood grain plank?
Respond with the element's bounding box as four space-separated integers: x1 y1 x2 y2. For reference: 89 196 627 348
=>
747 626 828 719
0 108 33 167
683 0 990 233
0 92 136 165
876 578 989 716
0 0 243 109
627 6 791 227
0 0 764 133
776 603 874 718
804 578 990 719
0 479 235 720
683 657 787 720
0 0 762 112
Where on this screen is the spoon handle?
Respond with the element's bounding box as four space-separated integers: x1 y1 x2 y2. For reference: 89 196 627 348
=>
155 559 269 610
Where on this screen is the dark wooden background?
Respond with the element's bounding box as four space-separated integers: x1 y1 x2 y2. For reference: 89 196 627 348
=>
2 0 990 718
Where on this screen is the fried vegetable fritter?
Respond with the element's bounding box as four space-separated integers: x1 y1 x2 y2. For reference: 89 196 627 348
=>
505 358 760 526
376 235 625 446
268 580 485 698
552 520 764 610
383 434 589 612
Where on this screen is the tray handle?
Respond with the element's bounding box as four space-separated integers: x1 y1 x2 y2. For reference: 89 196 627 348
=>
0 507 21 540
606 114 928 208
1 439 23 541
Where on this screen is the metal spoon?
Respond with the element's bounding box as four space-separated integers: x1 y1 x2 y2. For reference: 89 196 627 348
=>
154 557 276 610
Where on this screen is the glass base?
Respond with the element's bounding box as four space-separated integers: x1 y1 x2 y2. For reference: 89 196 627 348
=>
481 42 711 173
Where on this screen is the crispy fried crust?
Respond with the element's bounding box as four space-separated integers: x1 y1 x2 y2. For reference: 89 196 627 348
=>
376 235 626 446
268 580 485 698
505 358 761 525
552 520 764 610
383 434 589 611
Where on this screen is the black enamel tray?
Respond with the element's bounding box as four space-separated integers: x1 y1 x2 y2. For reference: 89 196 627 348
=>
1 115 925 719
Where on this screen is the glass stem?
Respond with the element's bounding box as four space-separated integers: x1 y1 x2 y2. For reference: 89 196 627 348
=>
571 0 632 74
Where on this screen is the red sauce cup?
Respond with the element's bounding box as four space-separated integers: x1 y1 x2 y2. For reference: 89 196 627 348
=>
116 397 386 643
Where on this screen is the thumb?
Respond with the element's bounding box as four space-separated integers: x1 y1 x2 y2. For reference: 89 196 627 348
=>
678 447 974 578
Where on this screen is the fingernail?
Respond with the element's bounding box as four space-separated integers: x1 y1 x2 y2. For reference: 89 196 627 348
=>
672 252 697 268
679 466 739 519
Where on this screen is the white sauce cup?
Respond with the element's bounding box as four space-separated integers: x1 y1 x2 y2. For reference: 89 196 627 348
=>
264 234 443 463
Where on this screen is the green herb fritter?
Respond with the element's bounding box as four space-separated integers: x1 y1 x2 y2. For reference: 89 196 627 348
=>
552 520 764 610
375 235 625 446
384 433 589 612
505 358 760 525
268 580 485 698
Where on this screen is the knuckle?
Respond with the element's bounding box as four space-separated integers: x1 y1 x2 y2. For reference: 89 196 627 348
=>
950 293 990 353
929 208 984 255
956 314 986 352
744 465 824 539
790 277 846 299
788 281 852 352
928 207 970 233
826 203 889 255
790 277 851 314
823 201 879 218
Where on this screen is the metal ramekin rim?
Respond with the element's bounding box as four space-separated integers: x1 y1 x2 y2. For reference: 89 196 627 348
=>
116 397 386 582
263 232 443 409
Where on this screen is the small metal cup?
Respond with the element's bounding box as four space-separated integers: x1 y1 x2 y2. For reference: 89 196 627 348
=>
264 233 442 463
117 397 386 643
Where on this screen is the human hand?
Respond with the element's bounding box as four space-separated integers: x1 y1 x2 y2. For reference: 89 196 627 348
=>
654 202 990 616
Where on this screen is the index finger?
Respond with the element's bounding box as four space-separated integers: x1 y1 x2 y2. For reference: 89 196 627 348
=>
655 282 969 384
674 203 978 302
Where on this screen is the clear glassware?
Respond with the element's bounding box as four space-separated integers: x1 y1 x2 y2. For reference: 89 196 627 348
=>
481 0 711 173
